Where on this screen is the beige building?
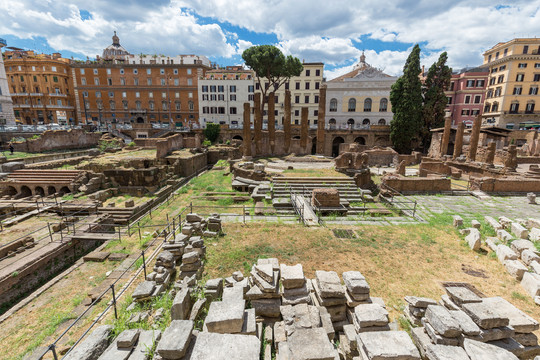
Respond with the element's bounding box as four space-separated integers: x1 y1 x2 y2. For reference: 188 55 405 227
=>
482 38 540 129
255 62 324 127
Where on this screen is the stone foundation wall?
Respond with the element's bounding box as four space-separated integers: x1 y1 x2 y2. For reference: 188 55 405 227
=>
104 167 167 188
156 134 184 159
12 129 100 152
172 152 208 177
134 138 160 148
383 176 451 193
232 163 267 182
207 147 241 164
472 177 540 193
518 156 540 164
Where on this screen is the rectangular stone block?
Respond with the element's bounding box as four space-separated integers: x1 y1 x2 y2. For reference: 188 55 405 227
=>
521 271 540 298
342 271 370 295
482 297 539 333
497 245 518 263
189 332 260 360
485 216 502 231
453 215 463 227
287 327 338 360
504 259 528 281
171 287 191 320
280 263 306 289
462 301 510 329
449 309 481 336
205 300 245 333
354 303 389 328
358 331 421 360
511 222 529 239
315 270 345 298
511 239 536 256
426 344 470 360
445 286 481 306
156 320 193 359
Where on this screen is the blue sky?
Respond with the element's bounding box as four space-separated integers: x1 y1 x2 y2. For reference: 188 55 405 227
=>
1 1 540 79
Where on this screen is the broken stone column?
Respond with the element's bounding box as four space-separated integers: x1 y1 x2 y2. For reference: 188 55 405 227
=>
268 92 276 154
284 89 292 154
254 92 262 156
300 107 308 151
317 85 326 155
396 160 406 176
468 115 482 162
453 122 465 159
243 102 252 158
440 117 452 157
504 144 518 170
485 141 496 165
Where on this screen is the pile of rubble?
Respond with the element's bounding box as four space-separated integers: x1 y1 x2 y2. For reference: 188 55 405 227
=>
409 284 540 360
455 215 540 304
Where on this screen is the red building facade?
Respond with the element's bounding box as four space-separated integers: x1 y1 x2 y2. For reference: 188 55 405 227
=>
445 66 489 126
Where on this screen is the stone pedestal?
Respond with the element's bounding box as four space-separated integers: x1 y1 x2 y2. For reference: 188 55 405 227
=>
243 102 252 158
300 107 308 151
284 90 291 154
254 93 262 156
453 122 465 159
317 85 326 155
440 117 452 157
268 92 275 154
505 144 518 170
468 115 481 162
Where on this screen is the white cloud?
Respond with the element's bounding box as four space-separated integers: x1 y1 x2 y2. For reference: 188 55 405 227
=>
277 37 360 65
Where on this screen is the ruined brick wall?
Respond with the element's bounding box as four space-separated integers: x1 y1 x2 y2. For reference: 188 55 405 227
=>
156 134 184 159
312 188 340 207
174 152 208 177
104 167 167 187
419 160 452 177
232 163 267 182
427 133 443 158
383 176 451 192
207 147 241 164
134 138 160 148
472 177 540 193
13 129 100 152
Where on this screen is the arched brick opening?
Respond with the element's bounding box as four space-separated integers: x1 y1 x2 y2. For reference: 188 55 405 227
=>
20 186 32 198
35 186 45 197
59 186 71 196
48 186 57 195
5 186 17 196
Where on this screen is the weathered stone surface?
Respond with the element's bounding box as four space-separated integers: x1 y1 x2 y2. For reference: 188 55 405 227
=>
404 296 437 308
132 281 156 300
182 251 199 264
485 216 502 231
274 321 287 344
497 229 513 242
411 327 431 359
205 300 245 333
116 329 140 348
485 237 500 252
97 338 132 360
511 222 529 240
490 337 540 359
190 332 260 360
224 285 246 302
504 259 528 280
189 298 207 322
257 258 280 271
445 286 481 306
287 327 338 360
280 264 305 289
206 278 223 289
463 338 519 360
449 309 481 336
514 332 538 347
64 325 113 360
422 320 460 346
129 330 161 360
343 271 370 294
315 270 345 298
477 325 514 342
251 298 281 317
453 215 464 227
522 271 540 298
482 297 539 333
530 227 540 242
251 267 279 293
511 239 536 256
471 220 481 229
186 213 203 222
462 301 509 329
499 216 513 229
343 324 358 351
466 228 482 251
241 308 256 336
171 287 191 320
354 303 389 328
358 331 421 360
496 245 518 263
255 264 275 283
156 320 193 359
426 344 470 360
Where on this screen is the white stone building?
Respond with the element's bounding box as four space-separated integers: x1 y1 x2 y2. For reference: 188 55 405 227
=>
198 67 255 127
0 38 16 125
325 54 396 133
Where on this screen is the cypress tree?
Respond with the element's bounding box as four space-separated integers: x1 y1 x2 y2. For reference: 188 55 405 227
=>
421 52 452 149
390 44 423 154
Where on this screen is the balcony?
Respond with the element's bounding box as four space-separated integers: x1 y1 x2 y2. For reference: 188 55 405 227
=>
49 93 67 97
11 93 43 96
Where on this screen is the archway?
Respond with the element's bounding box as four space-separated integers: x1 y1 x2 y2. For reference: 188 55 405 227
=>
354 137 366 145
59 186 71 196
136 117 144 123
293 135 301 140
329 118 336 125
5 186 17 197
347 118 355 126
20 186 32 198
378 119 386 125
332 137 344 157
311 137 317 155
35 186 45 197
48 186 57 195
232 135 243 141
362 119 370 125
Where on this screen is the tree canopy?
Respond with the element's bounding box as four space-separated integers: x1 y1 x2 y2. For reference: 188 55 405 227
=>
390 44 423 154
421 52 452 149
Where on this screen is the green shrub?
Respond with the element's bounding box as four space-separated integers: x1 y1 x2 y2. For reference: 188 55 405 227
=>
203 123 220 143
202 139 211 147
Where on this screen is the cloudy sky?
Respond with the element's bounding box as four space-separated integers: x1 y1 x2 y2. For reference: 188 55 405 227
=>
1 1 540 79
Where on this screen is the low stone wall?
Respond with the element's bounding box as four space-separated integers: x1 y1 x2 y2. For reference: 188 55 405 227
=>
518 156 540 164
156 134 184 159
134 138 160 148
207 147 241 164
172 152 208 177
5 149 98 166
232 163 267 182
383 176 451 193
472 177 540 193
104 167 168 188
419 160 452 177
12 129 100 152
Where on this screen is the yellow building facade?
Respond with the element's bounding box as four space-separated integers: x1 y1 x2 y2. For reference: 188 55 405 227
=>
482 38 540 129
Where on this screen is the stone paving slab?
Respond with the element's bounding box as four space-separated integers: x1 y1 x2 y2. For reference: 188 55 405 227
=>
189 332 260 360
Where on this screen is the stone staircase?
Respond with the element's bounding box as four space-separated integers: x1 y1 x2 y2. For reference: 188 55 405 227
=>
271 177 369 215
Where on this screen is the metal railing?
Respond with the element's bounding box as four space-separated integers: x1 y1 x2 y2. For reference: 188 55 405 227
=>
0 125 82 132
379 183 418 218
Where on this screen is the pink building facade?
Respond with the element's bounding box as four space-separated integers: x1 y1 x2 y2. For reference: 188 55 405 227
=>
445 66 489 127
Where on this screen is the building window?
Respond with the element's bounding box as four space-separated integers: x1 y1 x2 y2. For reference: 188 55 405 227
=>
475 79 485 87
499 65 506 71
471 109 479 116
173 69 178 75
135 92 140 98
162 92 167 99
218 94 224 101
160 69 165 75
466 80 474 87
379 98 388 111
474 95 481 104
147 69 151 75
211 94 217 101
146 78 152 85
306 70 310 76
120 68 124 75
304 95 309 104
364 98 372 112
516 74 525 82
202 94 208 100
230 94 236 101
175 101 181 111
294 110 299 116
109 101 115 110
461 109 470 116
530 86 539 95
348 98 356 112
149 92 153 98
122 92 127 98
96 91 101 98
107 78 112 85
80 69 85 75
83 91 88 97
162 101 168 110
188 92 193 98
523 45 529 54
230 85 236 93
464 95 471 104
248 94 254 101
122 100 128 110
495 87 502 97
188 101 194 111
93 78 99 85
109 91 114 97
210 85 216 92
510 102 519 113
316 69 321 76
218 107 225 114
53 76 58 82
230 107 237 114
202 85 208 92
187 69 192 75
134 78 139 86
81 78 87 85
489 77 495 85
513 86 522 95
447 97 452 104
491 102 499 112
133 68 138 75
526 102 535 113
135 101 141 110
536 64 540 68
315 82 320 89
484 103 491 112
202 106 208 114
329 98 338 112
518 63 527 68
497 75 504 83
378 119 386 125
295 82 300 90
120 78 126 85
149 101 154 110
93 69 98 75
161 78 166 85
305 82 310 90
187 79 192 86
295 95 300 103
314 95 319 103
248 85 254 93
